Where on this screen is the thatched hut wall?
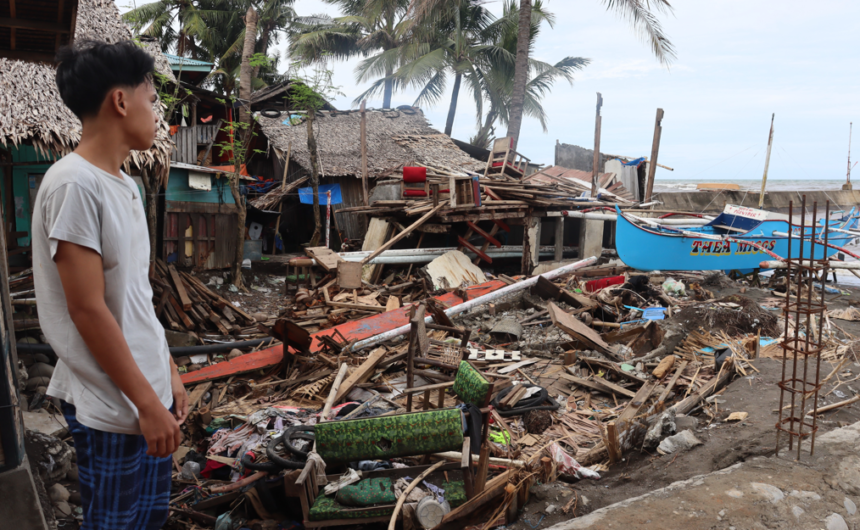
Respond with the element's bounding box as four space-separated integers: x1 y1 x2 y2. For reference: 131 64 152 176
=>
0 0 175 185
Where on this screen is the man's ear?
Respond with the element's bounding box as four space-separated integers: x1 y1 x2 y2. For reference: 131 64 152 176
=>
108 88 130 117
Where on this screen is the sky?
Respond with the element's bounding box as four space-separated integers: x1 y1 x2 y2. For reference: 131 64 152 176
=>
118 1 860 183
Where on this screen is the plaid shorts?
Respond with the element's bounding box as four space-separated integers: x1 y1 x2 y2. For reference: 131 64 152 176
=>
61 401 173 530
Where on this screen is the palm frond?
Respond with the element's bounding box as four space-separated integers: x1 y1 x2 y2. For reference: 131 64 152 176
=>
601 0 676 65
411 69 447 108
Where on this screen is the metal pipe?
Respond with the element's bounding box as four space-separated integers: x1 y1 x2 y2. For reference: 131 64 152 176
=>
348 255 599 352
544 211 711 225
760 260 860 270
300 246 580 266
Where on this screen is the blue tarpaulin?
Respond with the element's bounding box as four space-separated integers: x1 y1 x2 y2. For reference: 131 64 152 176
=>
299 184 343 205
623 157 646 167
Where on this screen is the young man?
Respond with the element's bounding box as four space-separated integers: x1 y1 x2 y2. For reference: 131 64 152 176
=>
32 40 189 529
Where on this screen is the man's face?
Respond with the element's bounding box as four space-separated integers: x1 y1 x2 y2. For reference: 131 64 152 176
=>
123 81 158 151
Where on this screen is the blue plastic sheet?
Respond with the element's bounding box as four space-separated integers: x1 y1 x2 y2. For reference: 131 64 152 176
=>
299 184 343 205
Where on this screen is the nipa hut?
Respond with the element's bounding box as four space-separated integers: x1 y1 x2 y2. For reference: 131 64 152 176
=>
255 107 484 240
0 0 175 271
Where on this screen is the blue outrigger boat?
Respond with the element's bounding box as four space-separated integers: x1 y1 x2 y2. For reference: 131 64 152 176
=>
614 204 859 272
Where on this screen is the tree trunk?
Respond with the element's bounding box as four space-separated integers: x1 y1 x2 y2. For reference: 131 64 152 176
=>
228 172 246 290
238 5 258 125
444 72 462 136
140 167 158 276
505 0 532 148
253 23 272 80
307 113 322 246
383 64 394 109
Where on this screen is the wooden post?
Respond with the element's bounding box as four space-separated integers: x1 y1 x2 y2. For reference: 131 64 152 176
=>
360 101 369 206
590 93 603 197
554 217 564 261
521 214 540 275
274 142 291 255
644 108 664 202
758 113 775 208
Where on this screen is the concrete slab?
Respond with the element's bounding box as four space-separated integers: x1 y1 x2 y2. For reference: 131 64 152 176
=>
0 456 48 530
21 411 67 437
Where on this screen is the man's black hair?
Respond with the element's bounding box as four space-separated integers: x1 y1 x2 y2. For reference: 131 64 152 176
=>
55 40 156 120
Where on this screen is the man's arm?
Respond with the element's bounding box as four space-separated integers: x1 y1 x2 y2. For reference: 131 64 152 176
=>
54 240 180 457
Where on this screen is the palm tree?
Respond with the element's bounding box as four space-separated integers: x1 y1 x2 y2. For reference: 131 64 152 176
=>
123 0 229 57
471 1 588 147
291 0 411 109
505 0 675 147
360 0 497 135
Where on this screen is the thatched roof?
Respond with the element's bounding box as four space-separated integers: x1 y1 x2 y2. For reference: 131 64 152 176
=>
256 107 484 178
0 0 174 184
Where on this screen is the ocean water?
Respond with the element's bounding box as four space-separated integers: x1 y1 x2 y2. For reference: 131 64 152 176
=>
653 179 848 193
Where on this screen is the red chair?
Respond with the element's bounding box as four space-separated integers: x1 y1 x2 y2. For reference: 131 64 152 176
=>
401 166 430 198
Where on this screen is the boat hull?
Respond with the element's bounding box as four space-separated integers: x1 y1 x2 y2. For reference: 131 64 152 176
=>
615 213 853 272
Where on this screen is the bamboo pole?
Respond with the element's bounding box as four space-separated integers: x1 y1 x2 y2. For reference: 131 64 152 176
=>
590 93 603 197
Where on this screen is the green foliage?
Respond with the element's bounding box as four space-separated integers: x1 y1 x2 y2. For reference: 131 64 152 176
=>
285 59 345 112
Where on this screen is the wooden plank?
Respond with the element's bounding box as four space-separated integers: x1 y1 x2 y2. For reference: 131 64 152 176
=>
326 301 387 312
168 295 194 329
548 302 612 355
361 203 445 264
657 360 688 403
334 347 389 403
497 359 538 374
168 264 193 310
561 369 636 398
306 246 342 272
187 382 213 412
361 218 391 282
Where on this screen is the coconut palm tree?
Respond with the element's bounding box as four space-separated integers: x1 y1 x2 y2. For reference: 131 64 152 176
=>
123 0 229 58
356 0 498 135
291 0 411 109
505 0 675 147
470 1 589 147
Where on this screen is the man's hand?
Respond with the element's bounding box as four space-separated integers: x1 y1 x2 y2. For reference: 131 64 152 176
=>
171 366 189 425
138 402 181 457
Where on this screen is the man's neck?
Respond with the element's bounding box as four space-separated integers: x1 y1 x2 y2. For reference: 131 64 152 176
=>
73 122 131 179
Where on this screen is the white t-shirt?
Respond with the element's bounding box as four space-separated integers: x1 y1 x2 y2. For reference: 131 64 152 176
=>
32 153 172 434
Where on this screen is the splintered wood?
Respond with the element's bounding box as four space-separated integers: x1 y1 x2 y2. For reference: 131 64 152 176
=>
151 259 257 337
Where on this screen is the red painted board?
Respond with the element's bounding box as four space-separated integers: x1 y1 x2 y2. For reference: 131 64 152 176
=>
181 280 507 384
181 344 284 385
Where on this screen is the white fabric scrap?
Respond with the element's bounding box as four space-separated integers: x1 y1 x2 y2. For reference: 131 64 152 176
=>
323 468 362 496
307 451 328 486
549 443 600 480
394 477 430 503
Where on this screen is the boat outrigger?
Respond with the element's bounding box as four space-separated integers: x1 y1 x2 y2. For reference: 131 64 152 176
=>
614 204 859 272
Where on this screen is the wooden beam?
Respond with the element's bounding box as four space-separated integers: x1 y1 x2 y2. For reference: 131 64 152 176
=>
560 369 636 398
360 101 369 206
590 92 603 196
466 221 501 248
457 236 492 264
334 347 388 403
0 17 69 33
168 264 193 311
360 203 444 264
644 108 664 202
